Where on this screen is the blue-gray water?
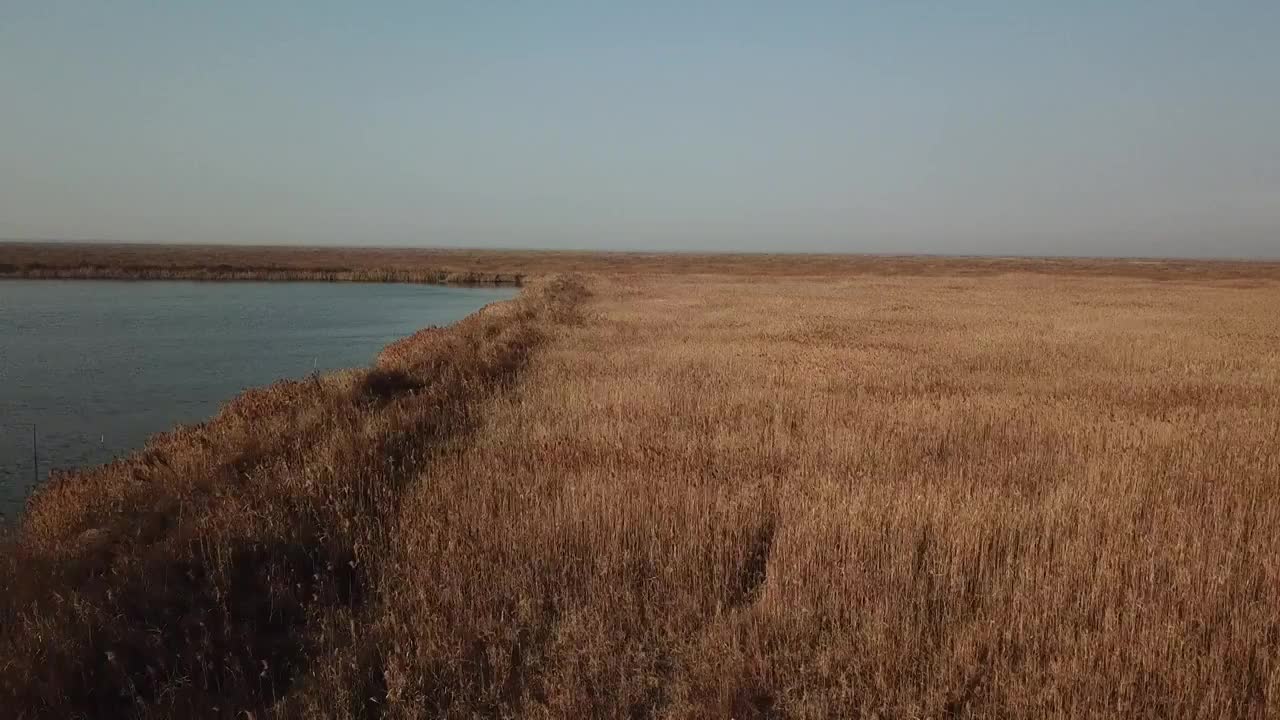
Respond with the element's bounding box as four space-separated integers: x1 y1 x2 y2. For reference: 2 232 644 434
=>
0 280 514 520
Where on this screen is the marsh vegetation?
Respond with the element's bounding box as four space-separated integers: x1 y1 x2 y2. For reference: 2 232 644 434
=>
2 249 1277 718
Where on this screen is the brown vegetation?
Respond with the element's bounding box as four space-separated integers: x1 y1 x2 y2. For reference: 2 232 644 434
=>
0 276 587 717
0 242 526 285
5 240 1280 282
364 271 1280 718
3 252 1280 718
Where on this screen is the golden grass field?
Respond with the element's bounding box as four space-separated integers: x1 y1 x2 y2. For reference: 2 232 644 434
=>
404 271 1280 718
2 245 1279 718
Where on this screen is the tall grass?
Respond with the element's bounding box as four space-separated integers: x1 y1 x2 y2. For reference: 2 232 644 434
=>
0 276 586 717
366 272 1280 718
3 261 1278 718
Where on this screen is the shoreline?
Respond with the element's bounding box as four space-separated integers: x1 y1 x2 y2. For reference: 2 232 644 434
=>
0 282 521 523
0 265 524 286
0 274 588 715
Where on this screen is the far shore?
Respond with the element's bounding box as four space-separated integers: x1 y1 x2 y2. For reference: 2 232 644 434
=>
0 264 524 286
4 241 1280 284
0 242 525 285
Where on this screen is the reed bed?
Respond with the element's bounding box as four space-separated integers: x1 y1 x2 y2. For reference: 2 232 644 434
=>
0 276 586 717
366 271 1280 718
2 253 1278 718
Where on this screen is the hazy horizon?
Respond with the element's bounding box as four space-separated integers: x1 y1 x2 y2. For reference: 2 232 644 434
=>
3 2 1278 258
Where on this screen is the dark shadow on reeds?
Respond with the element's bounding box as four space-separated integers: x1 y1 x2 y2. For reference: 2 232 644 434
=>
0 275 587 718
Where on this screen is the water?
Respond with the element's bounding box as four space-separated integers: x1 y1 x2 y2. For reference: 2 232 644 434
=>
0 280 514 519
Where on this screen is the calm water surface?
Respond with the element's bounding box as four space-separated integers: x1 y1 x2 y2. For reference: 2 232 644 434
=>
0 280 514 519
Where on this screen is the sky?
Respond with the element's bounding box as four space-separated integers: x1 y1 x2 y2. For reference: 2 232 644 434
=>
1 2 1277 257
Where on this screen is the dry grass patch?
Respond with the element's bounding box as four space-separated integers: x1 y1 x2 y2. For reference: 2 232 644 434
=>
369 272 1279 718
3 259 1278 718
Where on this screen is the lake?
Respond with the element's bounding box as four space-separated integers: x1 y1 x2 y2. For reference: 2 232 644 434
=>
0 280 515 519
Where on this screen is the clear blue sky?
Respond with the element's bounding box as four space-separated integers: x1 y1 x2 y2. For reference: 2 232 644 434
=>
2 1 1277 256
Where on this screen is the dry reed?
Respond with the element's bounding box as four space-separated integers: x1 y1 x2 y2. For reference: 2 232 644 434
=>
0 276 586 717
366 271 1280 718
2 252 1278 718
